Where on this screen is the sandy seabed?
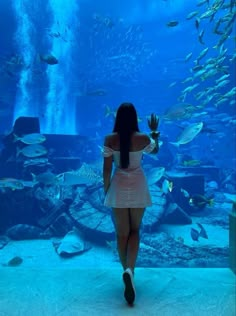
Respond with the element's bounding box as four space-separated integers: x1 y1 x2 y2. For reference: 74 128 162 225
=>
0 239 120 269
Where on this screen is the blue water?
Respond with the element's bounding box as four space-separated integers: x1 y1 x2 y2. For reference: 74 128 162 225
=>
0 0 235 268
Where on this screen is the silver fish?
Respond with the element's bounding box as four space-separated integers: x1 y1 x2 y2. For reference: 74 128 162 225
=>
180 188 190 198
161 179 173 194
224 87 236 98
186 11 199 20
184 52 193 62
215 74 230 84
215 79 230 89
17 144 47 158
23 158 51 168
0 178 24 190
31 171 58 185
195 47 209 64
14 133 46 144
147 167 165 185
170 122 203 146
182 83 199 94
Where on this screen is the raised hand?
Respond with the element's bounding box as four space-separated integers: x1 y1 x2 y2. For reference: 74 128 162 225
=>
147 113 159 131
147 113 160 139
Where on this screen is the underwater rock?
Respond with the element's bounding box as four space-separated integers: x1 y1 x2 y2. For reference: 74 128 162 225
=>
110 232 195 267
136 232 229 268
162 202 192 225
139 233 196 267
0 188 39 232
188 246 229 268
201 215 229 230
2 256 23 267
6 224 46 240
53 227 91 257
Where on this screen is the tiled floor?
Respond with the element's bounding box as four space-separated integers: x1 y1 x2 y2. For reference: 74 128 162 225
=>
0 267 235 316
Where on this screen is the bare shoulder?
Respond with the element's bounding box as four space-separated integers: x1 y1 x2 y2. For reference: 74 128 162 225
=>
104 133 118 146
133 132 150 146
130 132 151 150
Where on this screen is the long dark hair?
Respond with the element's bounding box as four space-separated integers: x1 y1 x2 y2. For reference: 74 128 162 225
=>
113 102 140 168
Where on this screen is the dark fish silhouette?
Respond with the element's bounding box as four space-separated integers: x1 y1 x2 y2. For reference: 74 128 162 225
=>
197 223 208 239
191 228 200 241
189 194 214 208
40 54 58 65
7 256 23 266
167 21 179 27
190 223 208 241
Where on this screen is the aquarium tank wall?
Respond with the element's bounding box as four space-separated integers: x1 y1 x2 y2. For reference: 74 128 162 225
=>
0 0 235 270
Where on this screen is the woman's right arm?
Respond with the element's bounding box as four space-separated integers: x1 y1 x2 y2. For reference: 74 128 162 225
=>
147 113 160 154
149 135 159 154
144 134 159 154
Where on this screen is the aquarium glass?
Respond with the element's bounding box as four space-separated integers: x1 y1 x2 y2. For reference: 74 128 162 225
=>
0 0 235 269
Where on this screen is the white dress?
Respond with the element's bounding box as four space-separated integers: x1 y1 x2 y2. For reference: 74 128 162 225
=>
102 139 156 208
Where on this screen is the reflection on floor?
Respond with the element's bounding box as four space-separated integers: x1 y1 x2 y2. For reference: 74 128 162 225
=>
0 268 235 316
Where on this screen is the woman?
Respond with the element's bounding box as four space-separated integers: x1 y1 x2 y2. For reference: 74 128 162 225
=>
102 102 160 305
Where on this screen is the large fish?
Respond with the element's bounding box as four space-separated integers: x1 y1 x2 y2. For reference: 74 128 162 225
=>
189 194 214 208
14 133 46 145
57 163 102 186
31 171 58 185
147 167 165 185
55 228 91 257
170 122 203 146
17 144 47 158
0 178 24 190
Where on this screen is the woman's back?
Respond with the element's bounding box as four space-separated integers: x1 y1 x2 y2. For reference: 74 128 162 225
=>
105 132 150 152
103 131 155 206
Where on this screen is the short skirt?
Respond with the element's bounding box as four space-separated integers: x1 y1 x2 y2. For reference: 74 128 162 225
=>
104 167 152 208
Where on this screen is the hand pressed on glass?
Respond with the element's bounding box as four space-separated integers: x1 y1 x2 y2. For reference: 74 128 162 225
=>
147 113 160 139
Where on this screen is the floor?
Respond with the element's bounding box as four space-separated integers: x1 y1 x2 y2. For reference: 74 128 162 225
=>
0 267 235 316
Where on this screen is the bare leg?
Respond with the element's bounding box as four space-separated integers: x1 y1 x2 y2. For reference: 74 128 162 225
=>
112 208 130 270
126 208 145 273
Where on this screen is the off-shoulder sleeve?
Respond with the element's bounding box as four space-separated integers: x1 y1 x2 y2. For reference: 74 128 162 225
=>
143 138 156 153
101 146 114 157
